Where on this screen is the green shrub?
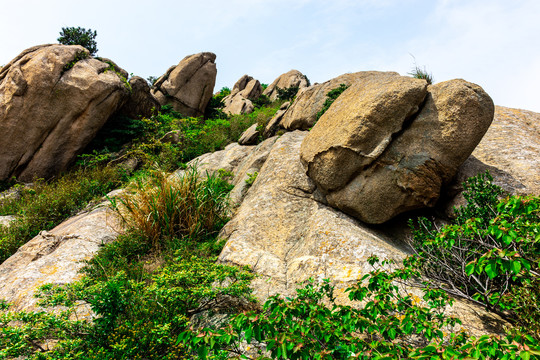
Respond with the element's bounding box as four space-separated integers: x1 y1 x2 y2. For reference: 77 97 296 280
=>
245 172 258 186
0 256 254 359
204 87 230 120
57 26 98 56
251 94 271 109
0 166 123 263
408 172 540 335
315 83 349 121
182 256 540 359
277 86 299 101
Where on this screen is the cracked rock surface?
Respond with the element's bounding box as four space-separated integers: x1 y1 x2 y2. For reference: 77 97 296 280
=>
301 76 494 224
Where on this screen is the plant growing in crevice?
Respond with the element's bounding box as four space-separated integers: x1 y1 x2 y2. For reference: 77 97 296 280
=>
408 55 433 84
277 86 299 101
62 50 89 72
245 172 258 187
315 83 349 121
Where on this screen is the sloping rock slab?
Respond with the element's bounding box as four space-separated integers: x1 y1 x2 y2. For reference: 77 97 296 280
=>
0 204 121 312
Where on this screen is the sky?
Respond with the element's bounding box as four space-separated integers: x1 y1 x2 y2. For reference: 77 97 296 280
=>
1 0 539 112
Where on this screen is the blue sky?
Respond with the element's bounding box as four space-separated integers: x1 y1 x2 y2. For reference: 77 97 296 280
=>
1 0 539 112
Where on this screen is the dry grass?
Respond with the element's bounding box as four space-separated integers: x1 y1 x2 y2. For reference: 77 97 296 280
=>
112 166 231 249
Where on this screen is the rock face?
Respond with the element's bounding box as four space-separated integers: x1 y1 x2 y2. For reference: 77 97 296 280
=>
0 44 131 182
222 75 263 115
152 52 217 117
219 132 407 300
118 76 160 119
0 202 121 312
282 71 399 130
472 106 540 195
263 69 309 101
301 77 494 224
212 132 502 335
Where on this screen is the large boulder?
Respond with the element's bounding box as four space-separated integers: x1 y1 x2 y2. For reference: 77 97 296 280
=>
304 78 494 224
301 73 428 193
151 52 217 117
118 76 160 119
222 75 262 115
0 44 131 182
262 69 309 101
281 71 399 130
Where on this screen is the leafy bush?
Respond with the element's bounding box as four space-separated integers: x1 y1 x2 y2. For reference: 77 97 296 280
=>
0 166 124 263
182 256 540 359
57 26 98 56
316 83 349 120
112 166 232 249
0 256 254 359
251 94 271 109
277 86 299 101
408 172 540 335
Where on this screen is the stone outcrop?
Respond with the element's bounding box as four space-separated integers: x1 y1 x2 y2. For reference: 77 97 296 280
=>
301 73 428 193
211 131 503 335
222 75 263 115
0 44 131 182
151 52 217 117
281 71 399 130
118 76 160 119
472 106 540 195
0 200 121 313
301 76 494 224
263 69 309 101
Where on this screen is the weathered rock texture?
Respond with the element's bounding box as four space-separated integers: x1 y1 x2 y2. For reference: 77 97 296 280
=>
301 73 428 193
302 77 494 224
222 75 263 115
152 52 216 117
263 69 309 101
118 76 160 119
220 132 406 301
213 131 503 335
0 44 131 182
282 71 399 130
472 106 540 195
0 202 121 312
